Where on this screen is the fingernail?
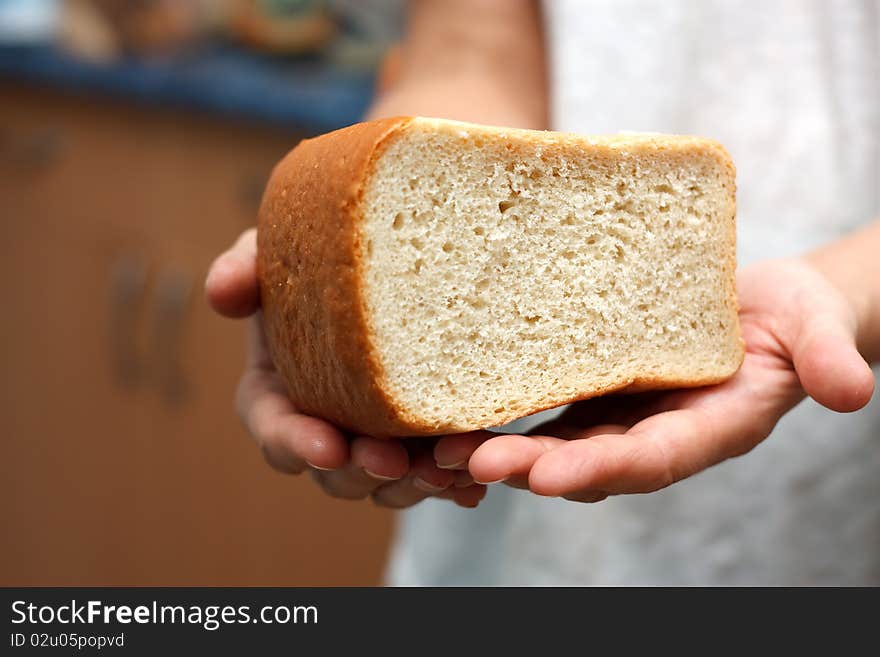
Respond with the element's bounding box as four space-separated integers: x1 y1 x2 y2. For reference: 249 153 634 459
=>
473 476 507 485
413 477 449 493
437 459 468 470
454 473 474 488
306 461 337 472
364 469 401 482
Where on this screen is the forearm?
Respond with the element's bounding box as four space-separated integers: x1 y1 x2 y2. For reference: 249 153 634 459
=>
366 0 548 129
806 219 880 363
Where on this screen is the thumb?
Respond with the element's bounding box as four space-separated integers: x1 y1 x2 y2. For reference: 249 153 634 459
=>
789 287 874 413
205 228 260 318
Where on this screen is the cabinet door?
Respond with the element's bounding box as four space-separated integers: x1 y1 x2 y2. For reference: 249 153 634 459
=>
0 84 396 585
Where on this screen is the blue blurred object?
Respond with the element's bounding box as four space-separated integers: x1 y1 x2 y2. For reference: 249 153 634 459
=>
0 0 58 44
0 42 376 133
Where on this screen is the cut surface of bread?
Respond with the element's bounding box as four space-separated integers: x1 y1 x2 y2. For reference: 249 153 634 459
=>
257 117 743 437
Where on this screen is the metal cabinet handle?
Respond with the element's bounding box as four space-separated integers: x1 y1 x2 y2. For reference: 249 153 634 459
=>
152 268 194 407
109 255 148 388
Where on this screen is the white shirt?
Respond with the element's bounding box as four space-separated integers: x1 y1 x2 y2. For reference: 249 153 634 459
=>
387 0 880 585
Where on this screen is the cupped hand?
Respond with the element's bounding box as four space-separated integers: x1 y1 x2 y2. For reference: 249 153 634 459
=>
434 258 875 503
205 229 487 509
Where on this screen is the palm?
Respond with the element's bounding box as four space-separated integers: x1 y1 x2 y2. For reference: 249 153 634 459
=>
208 228 487 508
447 259 874 502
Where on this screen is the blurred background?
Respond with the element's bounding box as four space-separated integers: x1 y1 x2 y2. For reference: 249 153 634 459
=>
1 0 403 585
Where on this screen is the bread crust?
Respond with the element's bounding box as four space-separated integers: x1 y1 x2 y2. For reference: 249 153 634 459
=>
258 117 743 438
258 116 420 437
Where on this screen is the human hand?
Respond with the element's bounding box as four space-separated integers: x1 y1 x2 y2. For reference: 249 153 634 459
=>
205 229 487 508
433 258 875 502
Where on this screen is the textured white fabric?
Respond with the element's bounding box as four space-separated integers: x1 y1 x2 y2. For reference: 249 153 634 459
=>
387 0 880 585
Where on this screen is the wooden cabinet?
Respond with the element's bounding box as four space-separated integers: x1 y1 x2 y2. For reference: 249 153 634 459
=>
0 84 395 585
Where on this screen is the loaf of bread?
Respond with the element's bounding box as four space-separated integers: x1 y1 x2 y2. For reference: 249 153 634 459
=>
257 117 743 437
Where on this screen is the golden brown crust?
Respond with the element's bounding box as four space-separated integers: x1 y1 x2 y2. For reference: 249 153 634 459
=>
258 117 744 438
257 116 419 437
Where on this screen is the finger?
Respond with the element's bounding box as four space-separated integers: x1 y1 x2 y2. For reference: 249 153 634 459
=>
530 418 633 442
310 436 409 500
245 313 277 370
351 436 409 481
789 299 874 412
433 431 495 469
468 434 565 485
311 467 374 500
371 452 455 509
501 474 531 490
236 367 349 473
453 470 474 487
469 425 625 487
205 228 260 318
437 484 488 508
528 366 796 497
564 490 609 504
529 414 707 497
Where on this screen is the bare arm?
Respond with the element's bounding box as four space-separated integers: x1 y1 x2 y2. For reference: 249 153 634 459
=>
367 0 548 129
807 219 880 363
